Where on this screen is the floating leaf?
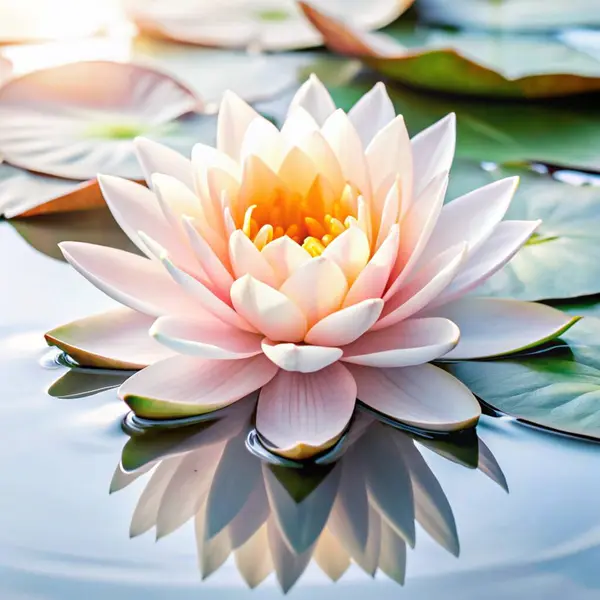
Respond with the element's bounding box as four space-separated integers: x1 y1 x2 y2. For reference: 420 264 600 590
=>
446 317 600 440
448 161 600 301
0 61 204 180
127 0 410 51
300 2 600 98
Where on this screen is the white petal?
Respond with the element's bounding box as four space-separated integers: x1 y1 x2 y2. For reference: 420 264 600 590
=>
229 230 278 287
261 236 311 287
261 339 342 373
281 106 319 145
151 315 263 359
305 299 384 347
288 74 336 127
240 116 285 171
322 226 370 283
374 180 400 251
230 275 307 343
422 298 579 360
350 363 481 431
217 90 260 161
411 113 455 197
342 317 459 368
348 82 395 147
134 137 194 191
256 363 357 460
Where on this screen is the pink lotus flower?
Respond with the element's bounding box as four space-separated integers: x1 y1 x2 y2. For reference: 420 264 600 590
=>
46 75 578 459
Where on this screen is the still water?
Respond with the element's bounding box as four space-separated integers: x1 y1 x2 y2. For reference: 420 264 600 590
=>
2 212 600 599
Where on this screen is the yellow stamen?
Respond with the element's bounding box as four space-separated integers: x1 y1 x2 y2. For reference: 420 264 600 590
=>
302 236 326 257
321 234 334 246
305 217 327 238
328 217 346 237
253 224 273 250
273 225 285 239
243 205 258 238
286 224 299 238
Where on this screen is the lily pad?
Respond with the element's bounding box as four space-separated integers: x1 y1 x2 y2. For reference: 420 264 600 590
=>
446 317 600 441
0 61 205 180
300 2 600 98
126 0 411 51
447 161 600 301
0 163 104 218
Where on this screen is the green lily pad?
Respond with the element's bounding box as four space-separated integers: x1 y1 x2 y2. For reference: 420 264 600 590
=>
301 2 600 98
447 161 600 301
446 317 600 440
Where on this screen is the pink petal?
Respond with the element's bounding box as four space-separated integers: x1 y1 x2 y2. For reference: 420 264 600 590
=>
256 362 357 459
261 236 311 287
411 113 455 197
322 226 370 283
119 354 278 419
151 315 263 359
305 299 384 347
230 275 307 342
45 307 173 369
217 90 260 161
422 298 579 360
342 317 459 367
344 224 399 308
288 74 336 127
374 180 400 251
350 363 481 431
348 82 395 147
261 339 342 373
376 243 467 330
418 176 519 266
229 230 278 287
134 137 194 191
59 241 202 317
279 256 348 328
431 220 541 307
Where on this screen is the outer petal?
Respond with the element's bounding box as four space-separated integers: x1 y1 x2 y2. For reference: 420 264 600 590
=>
431 220 540 307
59 242 201 318
411 113 455 197
261 236 311 287
350 363 481 432
119 354 278 419
279 256 348 328
288 74 336 127
421 298 580 360
342 317 459 368
134 137 194 191
348 82 395 147
305 299 384 347
322 226 370 284
231 275 307 342
217 90 260 161
261 340 342 373
417 176 519 265
45 307 173 369
151 315 263 359
229 229 278 287
256 363 357 460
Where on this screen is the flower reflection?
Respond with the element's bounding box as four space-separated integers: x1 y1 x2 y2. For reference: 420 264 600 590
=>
112 397 507 592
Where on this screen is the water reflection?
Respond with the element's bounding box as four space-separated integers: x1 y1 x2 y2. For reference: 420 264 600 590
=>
112 396 507 593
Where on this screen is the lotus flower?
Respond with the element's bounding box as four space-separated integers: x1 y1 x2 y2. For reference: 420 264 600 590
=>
46 75 578 460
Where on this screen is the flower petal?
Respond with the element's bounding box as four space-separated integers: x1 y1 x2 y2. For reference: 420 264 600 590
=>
376 243 467 330
59 241 201 317
45 307 173 369
229 229 278 287
342 317 459 368
231 275 307 342
305 299 384 347
422 298 580 360
256 363 357 460
217 90 260 161
279 256 348 328
411 113 455 197
241 116 285 172
134 137 194 191
344 224 399 308
348 82 395 147
418 176 519 266
374 180 400 251
295 131 345 195
322 226 370 284
288 74 336 127
120 354 278 419
151 315 263 359
350 363 481 431
261 236 311 287
431 220 541 307
281 106 319 145
261 339 342 373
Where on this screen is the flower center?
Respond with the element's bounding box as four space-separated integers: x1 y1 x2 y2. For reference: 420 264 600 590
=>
239 182 359 256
